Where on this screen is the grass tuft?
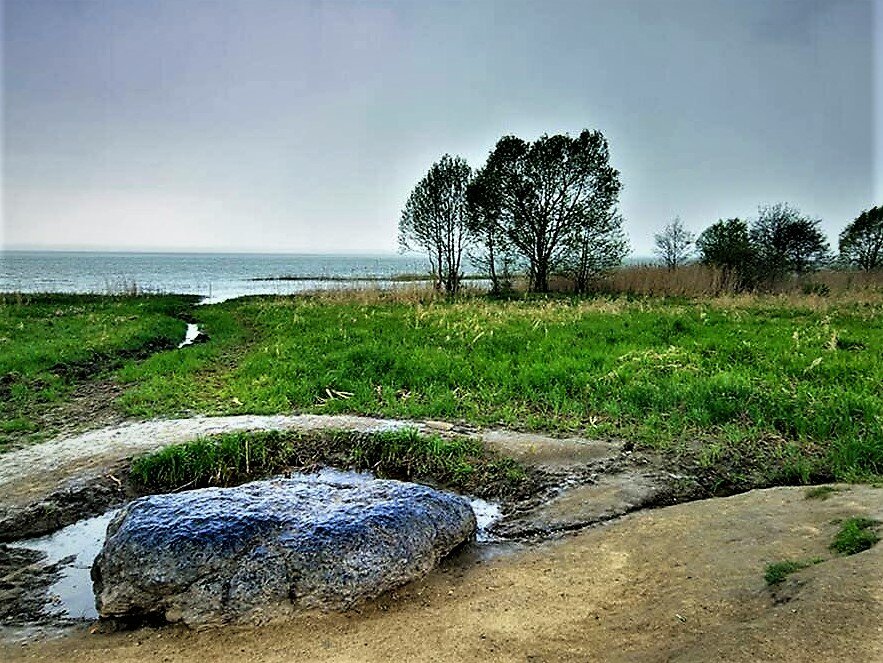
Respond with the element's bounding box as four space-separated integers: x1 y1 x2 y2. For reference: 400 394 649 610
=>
764 558 823 586
804 485 841 500
830 517 880 555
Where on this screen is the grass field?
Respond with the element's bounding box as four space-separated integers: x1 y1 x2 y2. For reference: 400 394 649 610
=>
0 293 196 446
2 289 882 485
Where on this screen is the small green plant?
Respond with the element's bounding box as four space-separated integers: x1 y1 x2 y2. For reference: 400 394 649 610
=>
804 485 840 500
764 558 822 586
830 517 880 555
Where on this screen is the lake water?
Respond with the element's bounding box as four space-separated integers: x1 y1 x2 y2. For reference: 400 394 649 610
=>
0 251 435 303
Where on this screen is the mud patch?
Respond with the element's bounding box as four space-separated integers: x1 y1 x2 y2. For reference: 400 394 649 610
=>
30 381 129 448
0 463 129 543
0 546 60 624
499 470 671 537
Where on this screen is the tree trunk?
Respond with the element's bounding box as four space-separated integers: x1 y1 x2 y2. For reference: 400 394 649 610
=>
486 232 499 295
534 257 549 292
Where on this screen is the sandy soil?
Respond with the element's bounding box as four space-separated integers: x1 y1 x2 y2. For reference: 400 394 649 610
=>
5 484 882 663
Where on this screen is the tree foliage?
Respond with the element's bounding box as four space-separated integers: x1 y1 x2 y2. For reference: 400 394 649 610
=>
465 165 520 295
564 209 629 292
696 217 755 286
474 130 623 292
653 216 694 270
838 205 883 271
399 154 472 295
750 203 829 278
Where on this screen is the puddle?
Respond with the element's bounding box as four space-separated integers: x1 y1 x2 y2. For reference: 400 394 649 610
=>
9 510 118 621
468 497 503 542
177 323 200 348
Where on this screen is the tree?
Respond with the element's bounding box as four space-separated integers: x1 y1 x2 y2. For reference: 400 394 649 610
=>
653 216 694 270
399 155 472 296
477 130 623 292
564 209 629 293
749 203 829 278
695 217 755 287
465 165 520 295
838 205 883 271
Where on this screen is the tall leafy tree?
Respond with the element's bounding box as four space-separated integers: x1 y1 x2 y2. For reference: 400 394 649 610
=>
564 209 629 292
696 217 755 287
750 203 829 278
653 216 694 270
838 205 883 271
399 155 472 296
465 166 520 295
478 130 623 292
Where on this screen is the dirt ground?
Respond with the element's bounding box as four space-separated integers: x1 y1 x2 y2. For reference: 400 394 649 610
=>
4 484 882 663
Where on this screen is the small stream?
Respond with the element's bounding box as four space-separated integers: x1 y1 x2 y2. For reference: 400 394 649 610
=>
177 323 200 348
9 468 503 623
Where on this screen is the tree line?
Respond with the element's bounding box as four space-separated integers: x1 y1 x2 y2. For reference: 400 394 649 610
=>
400 128 883 295
655 203 883 290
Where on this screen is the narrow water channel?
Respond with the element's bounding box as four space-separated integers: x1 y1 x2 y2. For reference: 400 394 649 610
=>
177 323 200 348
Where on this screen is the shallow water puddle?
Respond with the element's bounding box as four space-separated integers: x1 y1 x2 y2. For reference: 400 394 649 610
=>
468 497 503 542
177 323 200 348
9 510 118 620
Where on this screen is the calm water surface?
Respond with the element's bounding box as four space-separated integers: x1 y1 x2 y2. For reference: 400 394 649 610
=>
0 251 433 303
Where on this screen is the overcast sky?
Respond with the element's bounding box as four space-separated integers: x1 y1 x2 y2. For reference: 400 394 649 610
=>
2 0 880 255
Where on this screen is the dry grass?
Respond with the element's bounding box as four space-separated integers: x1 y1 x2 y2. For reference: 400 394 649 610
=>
301 283 448 305
595 265 883 300
598 264 741 297
298 266 883 307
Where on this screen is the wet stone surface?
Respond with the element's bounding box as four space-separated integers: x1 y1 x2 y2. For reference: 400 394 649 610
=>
92 476 477 626
2 469 503 629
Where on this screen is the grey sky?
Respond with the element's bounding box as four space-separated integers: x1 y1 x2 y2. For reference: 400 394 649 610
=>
2 0 879 255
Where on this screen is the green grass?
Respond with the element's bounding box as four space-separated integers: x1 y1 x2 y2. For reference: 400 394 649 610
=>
764 558 823 586
830 517 880 555
0 293 198 447
116 293 883 485
6 290 883 487
130 428 528 498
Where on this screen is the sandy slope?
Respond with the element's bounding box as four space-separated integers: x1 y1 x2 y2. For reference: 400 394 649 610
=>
6 485 882 663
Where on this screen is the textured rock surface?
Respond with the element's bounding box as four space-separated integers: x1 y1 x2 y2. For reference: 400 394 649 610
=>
91 477 476 626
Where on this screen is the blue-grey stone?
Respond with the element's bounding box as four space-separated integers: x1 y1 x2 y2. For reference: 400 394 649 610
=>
91 477 475 625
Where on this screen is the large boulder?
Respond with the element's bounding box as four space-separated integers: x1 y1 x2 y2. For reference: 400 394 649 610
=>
91 476 476 626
